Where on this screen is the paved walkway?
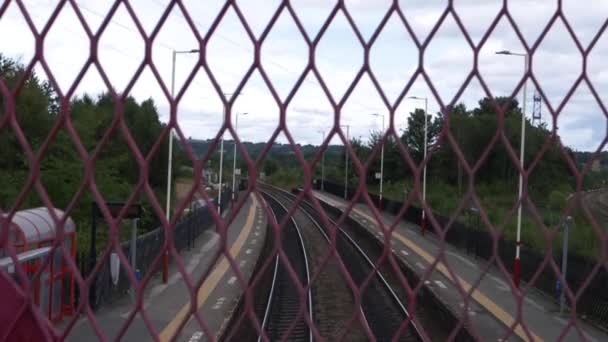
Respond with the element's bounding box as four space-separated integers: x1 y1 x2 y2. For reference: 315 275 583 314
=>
313 190 607 342
65 194 266 341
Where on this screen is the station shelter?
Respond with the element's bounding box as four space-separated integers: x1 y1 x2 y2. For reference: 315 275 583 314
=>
0 207 76 322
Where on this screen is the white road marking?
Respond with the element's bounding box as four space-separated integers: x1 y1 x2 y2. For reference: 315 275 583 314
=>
245 249 252 254
239 260 247 267
212 297 226 310
189 331 203 342
584 332 599 342
489 275 510 291
416 262 425 270
553 316 568 325
524 297 546 312
435 280 447 289
391 248 396 253
447 251 476 268
459 302 477 316
228 276 237 285
251 239 257 244
424 280 431 285
400 250 409 256
202 233 220 252
168 272 181 286
254 232 260 236
489 275 509 287
150 284 167 298
496 285 509 292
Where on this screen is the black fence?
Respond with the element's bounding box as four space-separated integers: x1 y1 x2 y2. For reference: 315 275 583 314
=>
317 180 608 330
82 192 230 310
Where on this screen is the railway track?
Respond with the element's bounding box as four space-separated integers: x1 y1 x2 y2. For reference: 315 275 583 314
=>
259 191 313 341
225 185 431 340
264 186 424 341
221 191 313 342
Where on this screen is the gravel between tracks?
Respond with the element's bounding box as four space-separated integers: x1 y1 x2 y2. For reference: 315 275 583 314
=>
268 189 367 341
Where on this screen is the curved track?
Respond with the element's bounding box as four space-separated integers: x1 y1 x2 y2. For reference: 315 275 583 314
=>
583 189 608 225
264 186 423 341
258 191 313 342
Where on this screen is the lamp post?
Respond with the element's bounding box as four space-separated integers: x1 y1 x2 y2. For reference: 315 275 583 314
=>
560 216 572 314
408 96 428 236
217 92 243 216
232 112 248 203
371 113 385 210
496 49 528 288
318 130 325 191
340 125 350 199
164 48 199 283
218 128 225 214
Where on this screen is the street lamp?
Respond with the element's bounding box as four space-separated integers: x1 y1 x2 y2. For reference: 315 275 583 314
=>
371 113 385 210
496 49 528 288
408 96 429 236
340 125 350 199
232 112 248 203
560 216 572 314
217 92 244 216
164 48 199 283
318 130 325 191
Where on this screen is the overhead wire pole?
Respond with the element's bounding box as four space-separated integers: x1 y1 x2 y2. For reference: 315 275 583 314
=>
340 125 350 199
164 49 199 283
232 112 248 204
496 50 528 288
408 96 429 236
218 92 243 216
218 108 225 214
371 113 385 209
318 130 325 191
560 216 572 314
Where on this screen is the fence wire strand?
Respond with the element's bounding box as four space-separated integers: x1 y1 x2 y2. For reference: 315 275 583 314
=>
1 0 608 341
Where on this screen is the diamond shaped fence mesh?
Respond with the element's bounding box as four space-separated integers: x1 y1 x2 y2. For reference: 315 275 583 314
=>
1 0 608 341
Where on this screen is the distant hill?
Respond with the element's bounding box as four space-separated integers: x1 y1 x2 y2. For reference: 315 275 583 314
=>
185 139 608 172
574 151 608 169
186 138 345 160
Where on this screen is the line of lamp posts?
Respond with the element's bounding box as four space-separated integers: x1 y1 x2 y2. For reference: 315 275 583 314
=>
163 49 572 311
317 50 571 300
162 48 247 283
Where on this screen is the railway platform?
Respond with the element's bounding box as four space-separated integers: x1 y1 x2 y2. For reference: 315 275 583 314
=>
65 194 266 342
312 190 608 342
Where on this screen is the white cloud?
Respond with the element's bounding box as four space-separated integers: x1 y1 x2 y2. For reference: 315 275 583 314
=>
0 0 607 151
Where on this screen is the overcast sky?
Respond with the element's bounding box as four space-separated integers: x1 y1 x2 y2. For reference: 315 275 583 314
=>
1 0 607 151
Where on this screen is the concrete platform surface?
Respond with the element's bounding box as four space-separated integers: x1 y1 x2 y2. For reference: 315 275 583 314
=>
313 190 607 342
64 194 266 342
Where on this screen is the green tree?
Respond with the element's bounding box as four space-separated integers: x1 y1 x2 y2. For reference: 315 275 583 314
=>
367 131 404 183
0 54 176 254
263 159 279 176
402 108 442 163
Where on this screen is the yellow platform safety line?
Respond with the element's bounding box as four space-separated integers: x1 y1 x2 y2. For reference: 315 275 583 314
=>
159 196 259 341
315 192 543 342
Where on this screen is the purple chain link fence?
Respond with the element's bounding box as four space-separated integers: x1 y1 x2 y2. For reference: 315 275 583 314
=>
1 0 607 341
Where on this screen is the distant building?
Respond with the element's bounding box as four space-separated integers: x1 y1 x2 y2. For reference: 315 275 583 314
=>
591 159 601 172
